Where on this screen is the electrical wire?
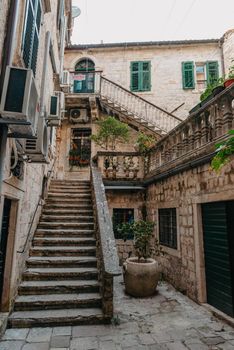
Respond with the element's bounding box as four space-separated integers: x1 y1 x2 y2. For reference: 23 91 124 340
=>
174 0 197 35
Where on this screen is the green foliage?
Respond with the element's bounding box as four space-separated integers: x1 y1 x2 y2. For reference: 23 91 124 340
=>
211 130 234 171
116 222 134 240
91 116 130 150
200 77 224 102
135 133 155 156
118 220 164 261
227 60 234 79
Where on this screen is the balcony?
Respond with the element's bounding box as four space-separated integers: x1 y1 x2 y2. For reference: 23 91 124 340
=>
95 151 145 182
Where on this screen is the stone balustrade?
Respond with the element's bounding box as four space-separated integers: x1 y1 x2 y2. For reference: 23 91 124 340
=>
96 151 145 180
146 84 234 177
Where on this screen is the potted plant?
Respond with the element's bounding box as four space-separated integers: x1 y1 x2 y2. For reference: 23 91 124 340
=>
212 77 225 97
224 60 234 88
118 220 163 297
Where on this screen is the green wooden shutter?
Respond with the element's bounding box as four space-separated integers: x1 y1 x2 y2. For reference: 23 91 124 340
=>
22 0 41 75
131 61 151 92
182 62 195 89
142 62 151 91
206 61 219 85
131 62 140 91
23 1 34 68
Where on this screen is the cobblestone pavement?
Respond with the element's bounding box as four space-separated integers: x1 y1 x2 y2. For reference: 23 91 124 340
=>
1 276 234 350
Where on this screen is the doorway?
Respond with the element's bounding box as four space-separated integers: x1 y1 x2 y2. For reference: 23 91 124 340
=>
202 201 234 317
74 59 95 93
0 198 11 301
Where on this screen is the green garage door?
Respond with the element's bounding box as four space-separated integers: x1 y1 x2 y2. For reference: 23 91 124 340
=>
202 201 234 317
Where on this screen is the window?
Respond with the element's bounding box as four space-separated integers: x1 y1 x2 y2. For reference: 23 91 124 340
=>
182 62 195 89
22 0 42 75
130 61 151 92
182 61 219 90
112 208 134 239
159 208 177 249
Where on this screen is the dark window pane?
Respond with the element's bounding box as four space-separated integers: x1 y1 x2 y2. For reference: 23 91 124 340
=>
159 208 177 249
112 208 134 239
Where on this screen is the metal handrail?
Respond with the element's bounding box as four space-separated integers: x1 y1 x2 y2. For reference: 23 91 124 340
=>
100 76 182 122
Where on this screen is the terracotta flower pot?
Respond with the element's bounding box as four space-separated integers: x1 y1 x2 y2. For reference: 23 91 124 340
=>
224 78 234 88
123 257 160 297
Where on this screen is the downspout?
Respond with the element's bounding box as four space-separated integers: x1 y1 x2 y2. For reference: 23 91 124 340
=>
219 37 225 76
59 16 68 80
0 0 20 202
40 31 51 117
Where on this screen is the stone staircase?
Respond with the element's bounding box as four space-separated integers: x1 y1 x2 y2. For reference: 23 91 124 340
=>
8 180 105 328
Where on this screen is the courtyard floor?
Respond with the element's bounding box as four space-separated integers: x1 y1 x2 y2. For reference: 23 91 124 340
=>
0 276 234 350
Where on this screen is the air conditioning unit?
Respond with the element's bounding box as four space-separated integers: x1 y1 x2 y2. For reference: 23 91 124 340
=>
23 117 49 163
46 92 65 127
61 70 70 85
70 108 89 123
60 70 71 92
0 66 39 136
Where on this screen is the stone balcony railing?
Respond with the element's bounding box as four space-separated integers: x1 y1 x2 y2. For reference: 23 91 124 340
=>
95 151 145 181
145 84 234 180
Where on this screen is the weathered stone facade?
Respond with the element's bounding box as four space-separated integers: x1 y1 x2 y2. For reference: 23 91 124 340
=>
64 35 234 119
146 158 234 301
0 1 72 312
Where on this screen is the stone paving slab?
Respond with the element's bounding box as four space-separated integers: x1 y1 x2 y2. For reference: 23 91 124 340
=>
0 276 234 349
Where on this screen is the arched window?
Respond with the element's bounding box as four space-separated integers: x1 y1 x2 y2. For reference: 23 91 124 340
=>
75 59 95 72
73 59 95 93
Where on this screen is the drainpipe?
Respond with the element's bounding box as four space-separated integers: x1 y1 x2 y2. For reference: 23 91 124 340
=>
59 16 68 80
40 31 51 117
0 0 20 202
219 37 225 77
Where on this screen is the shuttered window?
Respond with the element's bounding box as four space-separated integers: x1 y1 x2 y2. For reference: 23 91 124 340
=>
159 208 177 249
130 61 151 92
182 61 195 89
22 0 42 75
206 61 219 85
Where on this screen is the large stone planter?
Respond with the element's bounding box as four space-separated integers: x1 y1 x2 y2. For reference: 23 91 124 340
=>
123 257 160 297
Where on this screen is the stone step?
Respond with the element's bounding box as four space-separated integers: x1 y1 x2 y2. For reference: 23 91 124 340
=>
45 199 92 205
35 229 95 238
51 182 90 185
33 237 96 246
14 293 102 311
18 280 100 295
43 203 93 209
48 188 91 193
42 209 93 216
40 215 94 222
30 246 96 257
27 256 97 268
47 193 92 199
8 308 104 328
38 222 94 230
22 267 98 281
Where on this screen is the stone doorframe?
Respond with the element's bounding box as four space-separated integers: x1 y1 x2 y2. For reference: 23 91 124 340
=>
193 190 234 304
0 198 18 312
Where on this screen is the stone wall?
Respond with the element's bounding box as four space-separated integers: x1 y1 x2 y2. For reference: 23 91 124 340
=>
146 157 234 302
106 189 145 264
65 41 222 119
0 1 71 310
0 0 10 69
222 29 234 74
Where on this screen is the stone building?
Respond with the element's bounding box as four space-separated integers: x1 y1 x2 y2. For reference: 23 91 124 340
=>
0 1 234 329
0 0 72 319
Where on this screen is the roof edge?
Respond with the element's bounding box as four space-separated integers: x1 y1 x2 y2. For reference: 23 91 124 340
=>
66 39 220 50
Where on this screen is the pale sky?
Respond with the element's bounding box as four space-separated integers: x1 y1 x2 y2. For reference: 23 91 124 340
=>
71 0 234 44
